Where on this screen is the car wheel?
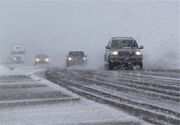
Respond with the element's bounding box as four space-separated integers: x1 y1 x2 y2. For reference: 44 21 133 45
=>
109 64 114 70
133 65 142 70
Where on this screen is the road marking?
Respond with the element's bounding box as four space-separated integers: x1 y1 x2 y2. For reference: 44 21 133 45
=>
0 97 80 105
133 73 180 81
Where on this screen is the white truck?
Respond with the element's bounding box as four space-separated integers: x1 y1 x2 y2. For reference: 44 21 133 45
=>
10 45 25 64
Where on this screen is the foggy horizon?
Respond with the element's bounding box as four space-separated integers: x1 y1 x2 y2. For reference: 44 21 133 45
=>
0 0 179 69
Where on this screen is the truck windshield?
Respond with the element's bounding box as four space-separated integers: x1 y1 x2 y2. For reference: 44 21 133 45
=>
111 40 138 48
69 52 84 56
11 51 25 54
36 55 48 58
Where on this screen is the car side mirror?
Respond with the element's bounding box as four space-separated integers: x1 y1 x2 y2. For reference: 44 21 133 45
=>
105 46 110 49
139 45 144 49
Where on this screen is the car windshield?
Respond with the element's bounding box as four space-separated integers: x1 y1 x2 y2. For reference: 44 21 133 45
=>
69 51 84 56
111 40 138 48
36 55 48 58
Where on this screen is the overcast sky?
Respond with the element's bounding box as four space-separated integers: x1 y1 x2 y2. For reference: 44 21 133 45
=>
0 0 179 69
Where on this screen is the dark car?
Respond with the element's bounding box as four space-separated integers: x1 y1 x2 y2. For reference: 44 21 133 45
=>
66 51 87 66
104 37 144 70
34 54 49 65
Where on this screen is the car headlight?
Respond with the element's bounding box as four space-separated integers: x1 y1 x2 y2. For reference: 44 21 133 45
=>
13 57 16 61
135 51 142 56
111 51 118 56
45 58 49 62
68 57 72 61
35 58 40 62
83 57 87 60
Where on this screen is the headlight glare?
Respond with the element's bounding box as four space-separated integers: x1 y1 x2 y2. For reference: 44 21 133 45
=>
68 57 72 61
111 51 118 55
135 51 142 56
45 58 49 62
36 58 40 62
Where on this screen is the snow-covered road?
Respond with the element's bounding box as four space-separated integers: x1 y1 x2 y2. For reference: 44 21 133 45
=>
0 64 149 125
45 67 180 125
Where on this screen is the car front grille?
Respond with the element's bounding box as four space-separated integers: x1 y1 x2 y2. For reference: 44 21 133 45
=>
16 56 22 60
119 51 134 56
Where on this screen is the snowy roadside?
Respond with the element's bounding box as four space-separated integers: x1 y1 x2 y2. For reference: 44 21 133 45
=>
0 64 79 106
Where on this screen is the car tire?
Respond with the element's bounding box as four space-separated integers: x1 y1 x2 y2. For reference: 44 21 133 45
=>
133 64 143 70
138 62 143 70
109 64 114 70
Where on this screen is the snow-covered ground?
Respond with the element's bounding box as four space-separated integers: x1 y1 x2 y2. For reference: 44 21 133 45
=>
0 65 10 75
0 64 150 125
1 99 149 125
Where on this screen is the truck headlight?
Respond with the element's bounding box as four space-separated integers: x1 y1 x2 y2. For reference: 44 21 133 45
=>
83 57 87 61
68 57 72 61
13 57 16 61
111 51 118 56
45 58 49 62
35 58 40 62
135 51 142 56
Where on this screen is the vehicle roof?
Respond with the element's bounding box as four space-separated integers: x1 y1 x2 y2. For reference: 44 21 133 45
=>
11 44 24 47
69 51 84 53
111 37 135 40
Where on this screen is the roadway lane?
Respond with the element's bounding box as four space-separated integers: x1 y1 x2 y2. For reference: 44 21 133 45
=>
45 67 180 125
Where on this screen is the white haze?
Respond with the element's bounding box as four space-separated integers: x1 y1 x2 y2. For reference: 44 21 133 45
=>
0 0 179 69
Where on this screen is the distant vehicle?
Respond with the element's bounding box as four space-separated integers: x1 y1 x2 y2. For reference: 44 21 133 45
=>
66 51 87 66
104 37 144 70
10 45 25 64
34 54 49 65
